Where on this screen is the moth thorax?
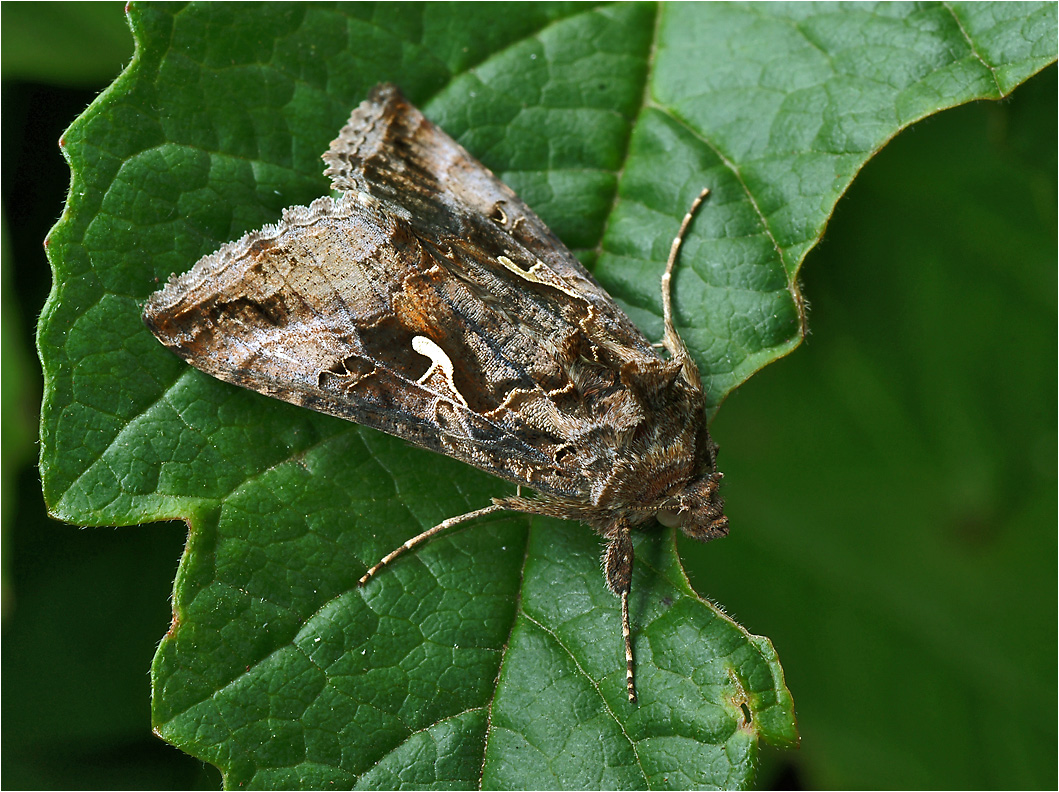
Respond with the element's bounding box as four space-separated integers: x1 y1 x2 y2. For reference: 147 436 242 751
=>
657 471 728 543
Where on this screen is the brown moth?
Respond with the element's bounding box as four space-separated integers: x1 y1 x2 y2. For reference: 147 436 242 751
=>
143 83 728 703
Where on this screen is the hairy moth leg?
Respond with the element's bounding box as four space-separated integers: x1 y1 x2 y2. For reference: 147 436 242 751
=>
358 503 505 585
603 519 637 703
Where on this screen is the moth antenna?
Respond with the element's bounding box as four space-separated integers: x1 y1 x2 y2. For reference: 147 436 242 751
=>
359 503 505 585
660 187 711 389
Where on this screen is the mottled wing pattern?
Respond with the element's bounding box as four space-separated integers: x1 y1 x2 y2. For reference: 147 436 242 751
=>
322 84 655 361
143 85 727 704
144 194 544 492
142 191 661 505
144 86 691 505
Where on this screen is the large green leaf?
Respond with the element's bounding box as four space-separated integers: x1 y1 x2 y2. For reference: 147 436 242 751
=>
686 66 1058 789
38 2 1055 789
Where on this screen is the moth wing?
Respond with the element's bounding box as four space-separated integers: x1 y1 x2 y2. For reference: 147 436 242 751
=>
144 193 618 501
322 83 654 357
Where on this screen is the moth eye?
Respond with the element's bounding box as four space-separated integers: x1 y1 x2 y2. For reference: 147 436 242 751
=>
657 509 681 528
489 203 508 226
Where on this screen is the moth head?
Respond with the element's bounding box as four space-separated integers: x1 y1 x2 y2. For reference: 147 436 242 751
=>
657 471 728 542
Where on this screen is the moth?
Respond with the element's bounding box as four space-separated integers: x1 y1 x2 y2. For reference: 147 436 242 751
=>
143 83 728 703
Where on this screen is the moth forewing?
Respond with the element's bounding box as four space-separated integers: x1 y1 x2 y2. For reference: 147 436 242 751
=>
143 83 727 705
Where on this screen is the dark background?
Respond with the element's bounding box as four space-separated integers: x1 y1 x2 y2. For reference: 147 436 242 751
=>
3 3 221 788
3 3 1055 789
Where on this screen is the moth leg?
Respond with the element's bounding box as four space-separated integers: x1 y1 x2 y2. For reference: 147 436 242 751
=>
359 503 505 586
603 520 637 703
660 186 711 389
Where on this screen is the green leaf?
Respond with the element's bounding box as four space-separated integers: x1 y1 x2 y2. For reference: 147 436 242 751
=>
38 2 1055 789
683 64 1058 789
